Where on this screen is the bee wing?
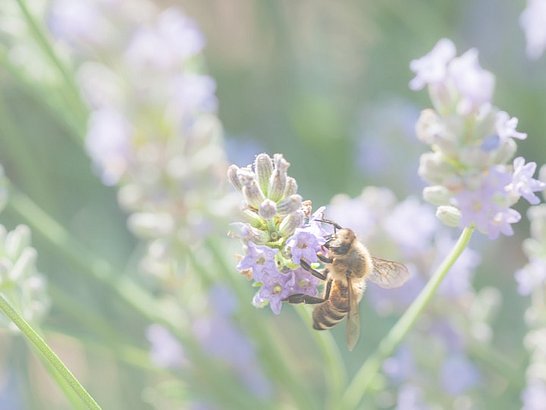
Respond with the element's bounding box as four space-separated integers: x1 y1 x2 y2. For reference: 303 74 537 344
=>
369 257 410 289
346 276 361 351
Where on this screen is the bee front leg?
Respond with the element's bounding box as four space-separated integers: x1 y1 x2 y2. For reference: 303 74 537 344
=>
300 259 328 281
317 253 333 264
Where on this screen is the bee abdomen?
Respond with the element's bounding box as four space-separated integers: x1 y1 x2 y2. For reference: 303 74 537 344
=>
312 301 348 330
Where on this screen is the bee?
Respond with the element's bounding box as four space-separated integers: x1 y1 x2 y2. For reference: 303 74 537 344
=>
285 220 409 351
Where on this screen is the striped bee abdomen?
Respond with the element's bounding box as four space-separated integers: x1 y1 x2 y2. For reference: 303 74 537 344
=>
312 280 349 330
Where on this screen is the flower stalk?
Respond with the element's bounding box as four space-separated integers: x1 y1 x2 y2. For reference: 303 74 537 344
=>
0 293 101 410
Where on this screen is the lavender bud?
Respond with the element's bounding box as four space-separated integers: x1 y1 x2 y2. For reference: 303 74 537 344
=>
279 211 304 237
283 177 298 197
5 225 31 260
277 194 302 215
423 186 451 206
259 199 277 219
254 153 273 197
268 154 290 202
228 222 269 244
236 167 255 187
242 209 265 228
227 165 242 191
415 109 444 145
418 152 453 185
243 181 266 209
436 205 461 227
9 248 37 282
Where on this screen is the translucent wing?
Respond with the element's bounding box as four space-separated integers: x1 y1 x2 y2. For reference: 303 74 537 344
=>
368 257 410 289
345 276 360 351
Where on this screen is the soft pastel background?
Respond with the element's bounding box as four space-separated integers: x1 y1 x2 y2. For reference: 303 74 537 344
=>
0 0 545 409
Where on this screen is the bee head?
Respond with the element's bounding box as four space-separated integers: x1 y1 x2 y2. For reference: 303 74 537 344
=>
324 228 355 255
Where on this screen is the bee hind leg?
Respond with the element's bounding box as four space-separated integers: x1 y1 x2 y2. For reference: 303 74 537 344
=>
284 294 325 304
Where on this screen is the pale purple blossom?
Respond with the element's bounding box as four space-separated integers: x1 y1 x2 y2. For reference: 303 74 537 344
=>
124 8 204 72
409 38 456 90
440 354 480 395
287 229 322 264
236 242 278 282
520 0 546 59
496 111 527 140
412 39 538 240
522 380 546 410
515 260 546 295
506 157 545 205
383 345 416 383
146 324 186 368
447 49 495 114
396 384 430 410
48 0 111 48
85 108 131 185
193 287 272 398
252 271 295 315
455 168 516 239
384 198 438 254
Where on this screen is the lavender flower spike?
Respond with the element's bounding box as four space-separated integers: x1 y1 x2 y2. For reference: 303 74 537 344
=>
412 38 544 239
228 153 325 314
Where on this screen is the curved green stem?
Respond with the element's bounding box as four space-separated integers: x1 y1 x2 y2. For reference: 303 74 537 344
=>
13 0 87 129
341 226 474 409
0 293 101 409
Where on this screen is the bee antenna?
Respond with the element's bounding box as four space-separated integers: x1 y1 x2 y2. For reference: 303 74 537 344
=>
316 219 343 232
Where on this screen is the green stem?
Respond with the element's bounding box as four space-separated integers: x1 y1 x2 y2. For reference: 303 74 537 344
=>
13 0 87 129
341 226 474 409
0 293 101 409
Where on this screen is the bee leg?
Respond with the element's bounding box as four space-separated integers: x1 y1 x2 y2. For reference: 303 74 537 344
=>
300 259 327 281
284 294 325 304
323 278 333 300
317 253 333 264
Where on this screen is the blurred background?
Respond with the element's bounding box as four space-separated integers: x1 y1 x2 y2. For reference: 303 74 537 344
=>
0 0 545 409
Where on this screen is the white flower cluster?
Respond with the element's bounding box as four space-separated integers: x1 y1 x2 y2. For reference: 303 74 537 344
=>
411 38 544 239
0 224 49 331
49 0 232 278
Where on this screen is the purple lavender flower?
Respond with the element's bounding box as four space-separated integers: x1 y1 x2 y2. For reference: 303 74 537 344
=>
396 384 430 410
440 354 480 395
252 270 295 315
236 242 278 283
506 157 545 205
409 38 456 90
383 345 416 384
193 286 272 398
496 111 527 141
447 49 495 114
228 154 325 314
455 167 517 239
522 381 546 410
383 197 438 255
85 108 131 185
286 228 322 264
520 0 546 59
515 260 546 295
146 324 186 369
412 39 541 239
